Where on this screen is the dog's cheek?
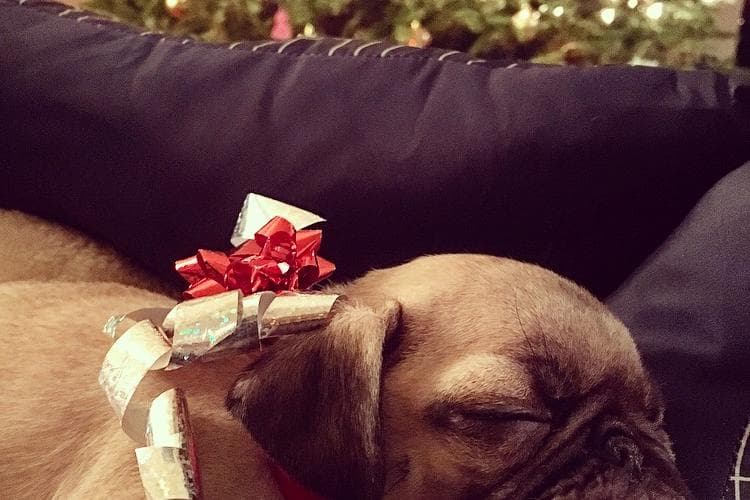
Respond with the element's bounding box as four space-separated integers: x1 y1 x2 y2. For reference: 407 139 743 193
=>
379 417 485 500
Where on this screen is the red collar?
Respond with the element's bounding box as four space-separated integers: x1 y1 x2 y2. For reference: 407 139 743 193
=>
270 462 326 500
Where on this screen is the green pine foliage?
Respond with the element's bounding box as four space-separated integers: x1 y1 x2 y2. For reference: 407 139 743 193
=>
84 0 735 67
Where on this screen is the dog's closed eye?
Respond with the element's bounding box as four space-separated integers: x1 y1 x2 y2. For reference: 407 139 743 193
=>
428 400 552 443
454 406 551 424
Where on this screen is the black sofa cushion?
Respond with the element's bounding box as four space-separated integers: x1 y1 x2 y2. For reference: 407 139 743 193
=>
607 162 750 499
1 0 749 298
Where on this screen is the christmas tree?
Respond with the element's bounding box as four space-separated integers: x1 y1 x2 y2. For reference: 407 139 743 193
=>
84 0 736 68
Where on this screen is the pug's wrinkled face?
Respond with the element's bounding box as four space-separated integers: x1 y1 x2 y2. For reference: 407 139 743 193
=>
227 255 688 499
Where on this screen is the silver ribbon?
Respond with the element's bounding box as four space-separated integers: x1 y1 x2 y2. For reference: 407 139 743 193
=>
98 319 171 440
230 193 325 246
135 389 199 500
100 291 340 442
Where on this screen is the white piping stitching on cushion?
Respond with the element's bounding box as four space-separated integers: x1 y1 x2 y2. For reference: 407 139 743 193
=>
33 6 494 70
353 41 381 56
328 39 351 56
507 63 519 68
733 421 750 499
438 50 460 61
277 38 301 53
251 41 278 52
379 45 406 57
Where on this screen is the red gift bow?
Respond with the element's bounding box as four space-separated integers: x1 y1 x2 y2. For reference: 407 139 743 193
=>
175 216 335 299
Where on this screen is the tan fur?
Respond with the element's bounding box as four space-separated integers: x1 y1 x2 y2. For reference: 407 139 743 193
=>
0 210 172 294
0 210 279 499
0 209 684 499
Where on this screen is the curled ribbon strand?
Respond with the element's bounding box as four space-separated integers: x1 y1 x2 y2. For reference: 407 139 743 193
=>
135 389 200 500
99 290 340 442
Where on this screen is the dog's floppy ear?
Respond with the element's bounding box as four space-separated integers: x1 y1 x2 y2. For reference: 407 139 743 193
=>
226 299 401 500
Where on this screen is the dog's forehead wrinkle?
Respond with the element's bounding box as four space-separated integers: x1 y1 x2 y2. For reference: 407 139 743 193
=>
435 354 533 401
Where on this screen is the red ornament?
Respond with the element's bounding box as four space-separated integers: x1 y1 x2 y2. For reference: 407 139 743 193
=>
175 216 335 299
271 7 294 41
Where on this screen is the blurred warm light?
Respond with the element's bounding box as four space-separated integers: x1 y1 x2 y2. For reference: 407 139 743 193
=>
645 2 664 19
600 7 616 24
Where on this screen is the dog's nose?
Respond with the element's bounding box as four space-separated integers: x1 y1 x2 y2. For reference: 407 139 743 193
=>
603 433 644 474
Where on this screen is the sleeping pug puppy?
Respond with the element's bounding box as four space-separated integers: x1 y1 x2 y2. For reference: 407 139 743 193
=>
227 254 689 500
0 211 688 499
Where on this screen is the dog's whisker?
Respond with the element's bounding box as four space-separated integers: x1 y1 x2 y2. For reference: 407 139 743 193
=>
531 301 555 367
513 288 537 361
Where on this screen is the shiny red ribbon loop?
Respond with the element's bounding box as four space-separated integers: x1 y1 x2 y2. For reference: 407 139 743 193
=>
176 216 335 299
